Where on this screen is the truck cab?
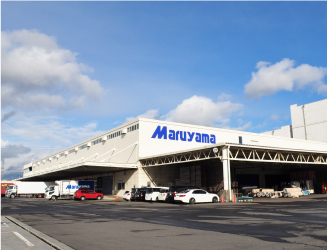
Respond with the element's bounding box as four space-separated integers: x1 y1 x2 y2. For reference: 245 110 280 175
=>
5 185 17 198
45 185 59 200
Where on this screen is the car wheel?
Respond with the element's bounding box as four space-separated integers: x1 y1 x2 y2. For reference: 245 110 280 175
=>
80 196 85 201
189 198 195 204
97 196 102 200
212 197 218 203
10 194 15 199
51 196 56 201
257 192 262 198
266 193 271 198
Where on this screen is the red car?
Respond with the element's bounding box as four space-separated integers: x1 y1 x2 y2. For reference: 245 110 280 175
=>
74 189 103 201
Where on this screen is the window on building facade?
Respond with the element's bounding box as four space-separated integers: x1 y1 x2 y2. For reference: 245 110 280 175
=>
68 149 76 154
127 124 139 133
79 144 87 150
118 183 125 190
91 138 102 145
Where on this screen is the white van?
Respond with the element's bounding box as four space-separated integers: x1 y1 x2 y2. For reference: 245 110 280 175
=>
157 188 170 202
145 187 169 201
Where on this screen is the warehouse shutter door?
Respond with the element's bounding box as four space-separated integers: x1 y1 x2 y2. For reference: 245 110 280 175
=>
102 176 113 195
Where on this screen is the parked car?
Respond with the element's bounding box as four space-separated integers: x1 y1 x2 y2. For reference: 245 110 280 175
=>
174 189 219 204
167 186 199 202
123 191 131 201
145 187 168 201
135 188 147 201
130 188 138 201
157 188 170 202
74 189 103 201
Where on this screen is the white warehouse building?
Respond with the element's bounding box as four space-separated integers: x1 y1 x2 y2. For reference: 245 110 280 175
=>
22 117 327 200
263 99 327 143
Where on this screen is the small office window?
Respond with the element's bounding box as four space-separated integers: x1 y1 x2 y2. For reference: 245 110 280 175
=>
118 183 125 190
239 136 243 144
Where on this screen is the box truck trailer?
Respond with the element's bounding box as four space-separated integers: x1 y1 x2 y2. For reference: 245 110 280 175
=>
5 181 55 198
45 180 95 200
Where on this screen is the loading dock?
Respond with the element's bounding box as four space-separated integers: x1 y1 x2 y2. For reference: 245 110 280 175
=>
140 143 327 201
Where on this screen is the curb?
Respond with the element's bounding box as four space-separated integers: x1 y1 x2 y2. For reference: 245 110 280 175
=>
5 216 75 250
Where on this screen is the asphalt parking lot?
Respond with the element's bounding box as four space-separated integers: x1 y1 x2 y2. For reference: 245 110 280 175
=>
2 195 327 250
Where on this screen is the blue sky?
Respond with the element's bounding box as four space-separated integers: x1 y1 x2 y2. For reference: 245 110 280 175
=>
2 2 327 179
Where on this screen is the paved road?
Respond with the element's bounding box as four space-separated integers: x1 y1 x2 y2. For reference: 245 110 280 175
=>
2 196 327 250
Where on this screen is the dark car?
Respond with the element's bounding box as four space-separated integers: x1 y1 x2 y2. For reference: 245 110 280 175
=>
167 186 199 202
130 188 138 201
135 188 147 201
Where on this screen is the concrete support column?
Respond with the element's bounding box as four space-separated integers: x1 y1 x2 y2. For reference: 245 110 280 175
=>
222 146 232 201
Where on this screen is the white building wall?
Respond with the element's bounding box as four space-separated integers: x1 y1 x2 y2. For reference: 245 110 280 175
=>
25 120 140 176
291 99 327 143
139 118 327 159
261 125 293 138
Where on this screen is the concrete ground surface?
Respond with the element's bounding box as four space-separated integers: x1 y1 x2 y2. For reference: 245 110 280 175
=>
1 215 73 250
1 195 327 250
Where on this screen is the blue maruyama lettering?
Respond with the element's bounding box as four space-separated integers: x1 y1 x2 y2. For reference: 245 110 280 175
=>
151 126 167 139
66 185 79 189
151 126 216 144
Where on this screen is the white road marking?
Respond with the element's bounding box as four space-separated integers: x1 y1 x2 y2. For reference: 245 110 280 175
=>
13 231 35 246
1 222 9 227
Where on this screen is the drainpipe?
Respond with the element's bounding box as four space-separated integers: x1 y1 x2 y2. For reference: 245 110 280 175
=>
302 105 307 140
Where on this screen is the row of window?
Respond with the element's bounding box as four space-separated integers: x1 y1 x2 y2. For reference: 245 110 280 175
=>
127 124 139 132
91 138 102 145
37 124 139 165
79 144 87 150
68 149 76 154
108 131 121 140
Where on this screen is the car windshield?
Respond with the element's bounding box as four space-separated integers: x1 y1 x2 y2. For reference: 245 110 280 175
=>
7 186 14 190
124 191 129 194
159 189 168 193
180 190 190 193
146 188 153 193
49 186 55 191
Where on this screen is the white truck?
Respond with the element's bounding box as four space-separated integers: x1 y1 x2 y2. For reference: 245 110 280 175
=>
45 180 95 200
5 181 55 198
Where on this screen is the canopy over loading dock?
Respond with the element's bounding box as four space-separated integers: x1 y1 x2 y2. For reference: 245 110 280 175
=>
140 143 327 201
21 162 137 181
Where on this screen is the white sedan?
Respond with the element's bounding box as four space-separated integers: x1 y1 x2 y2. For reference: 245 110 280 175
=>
174 189 219 204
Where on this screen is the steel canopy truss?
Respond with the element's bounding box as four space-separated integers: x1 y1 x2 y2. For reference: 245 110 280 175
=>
140 144 327 167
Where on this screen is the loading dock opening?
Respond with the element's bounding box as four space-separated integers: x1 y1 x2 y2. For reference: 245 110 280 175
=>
140 143 327 201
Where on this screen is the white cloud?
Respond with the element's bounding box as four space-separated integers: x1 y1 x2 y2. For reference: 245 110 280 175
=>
165 95 243 127
1 140 31 160
131 95 244 128
270 114 280 121
1 29 103 111
2 114 103 146
244 58 327 98
126 109 160 122
1 114 105 179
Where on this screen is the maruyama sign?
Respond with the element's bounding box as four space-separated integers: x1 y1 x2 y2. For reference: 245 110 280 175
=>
151 126 216 144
